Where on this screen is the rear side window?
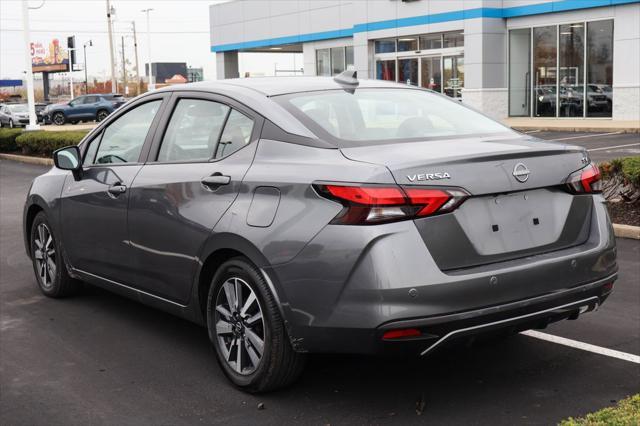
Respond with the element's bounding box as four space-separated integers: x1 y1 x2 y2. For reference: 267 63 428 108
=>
214 110 254 159
91 100 161 164
157 99 230 162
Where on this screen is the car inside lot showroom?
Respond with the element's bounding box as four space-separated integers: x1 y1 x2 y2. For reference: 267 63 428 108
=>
209 0 640 123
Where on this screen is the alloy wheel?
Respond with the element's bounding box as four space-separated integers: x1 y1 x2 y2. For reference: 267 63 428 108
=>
97 111 108 122
33 223 56 289
53 113 65 125
9 119 14 128
214 277 265 375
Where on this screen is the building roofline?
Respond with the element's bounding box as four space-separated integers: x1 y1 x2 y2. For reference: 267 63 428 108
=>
210 0 639 52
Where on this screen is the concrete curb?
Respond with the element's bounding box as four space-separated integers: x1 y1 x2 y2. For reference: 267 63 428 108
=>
613 224 640 240
0 153 53 166
512 126 639 134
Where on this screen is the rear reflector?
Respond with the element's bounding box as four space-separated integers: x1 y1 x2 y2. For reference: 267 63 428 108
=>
315 184 469 225
382 328 422 340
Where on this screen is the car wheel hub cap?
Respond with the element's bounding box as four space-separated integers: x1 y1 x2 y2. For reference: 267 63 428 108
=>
34 223 56 289
214 277 265 375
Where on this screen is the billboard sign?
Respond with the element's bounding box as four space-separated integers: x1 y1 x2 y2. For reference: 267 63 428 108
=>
31 38 69 73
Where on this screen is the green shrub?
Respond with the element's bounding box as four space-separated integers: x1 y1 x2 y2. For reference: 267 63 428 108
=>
559 394 640 425
0 128 23 152
601 156 640 187
15 130 88 157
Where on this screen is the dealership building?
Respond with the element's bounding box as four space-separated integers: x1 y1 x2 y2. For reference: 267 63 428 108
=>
210 0 640 122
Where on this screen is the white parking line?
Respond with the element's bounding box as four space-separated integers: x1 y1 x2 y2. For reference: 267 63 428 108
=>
521 330 640 364
551 131 622 141
588 142 640 152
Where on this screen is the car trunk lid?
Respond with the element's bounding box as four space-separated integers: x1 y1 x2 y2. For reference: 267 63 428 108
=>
340 135 593 270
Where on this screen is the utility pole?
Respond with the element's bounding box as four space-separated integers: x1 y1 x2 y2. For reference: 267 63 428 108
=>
83 40 92 94
121 36 127 94
132 21 141 96
69 47 75 99
21 0 39 130
142 8 154 90
106 0 117 93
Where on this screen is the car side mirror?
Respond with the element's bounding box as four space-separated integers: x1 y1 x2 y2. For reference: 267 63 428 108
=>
53 146 82 180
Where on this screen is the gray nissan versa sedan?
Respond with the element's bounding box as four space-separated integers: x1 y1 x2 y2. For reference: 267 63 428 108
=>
24 71 617 392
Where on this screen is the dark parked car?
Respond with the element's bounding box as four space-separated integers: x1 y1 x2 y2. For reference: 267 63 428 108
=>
43 94 126 125
24 73 617 392
0 103 30 127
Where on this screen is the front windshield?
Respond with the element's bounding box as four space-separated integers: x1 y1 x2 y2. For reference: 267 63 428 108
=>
8 104 28 113
276 88 514 146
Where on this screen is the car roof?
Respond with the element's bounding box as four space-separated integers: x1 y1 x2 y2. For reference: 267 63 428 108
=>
161 76 417 97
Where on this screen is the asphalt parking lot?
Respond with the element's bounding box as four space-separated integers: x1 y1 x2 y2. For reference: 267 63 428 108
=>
527 130 640 163
1 160 638 425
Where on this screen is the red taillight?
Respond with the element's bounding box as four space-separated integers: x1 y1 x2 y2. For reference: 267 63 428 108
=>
382 328 422 340
315 184 469 225
566 162 602 194
324 185 405 206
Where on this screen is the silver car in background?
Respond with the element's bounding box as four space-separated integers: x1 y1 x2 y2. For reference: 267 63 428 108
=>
0 103 30 127
23 72 617 392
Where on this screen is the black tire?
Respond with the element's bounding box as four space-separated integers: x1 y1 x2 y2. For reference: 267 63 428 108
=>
96 110 109 122
52 112 66 126
207 257 305 393
30 212 80 298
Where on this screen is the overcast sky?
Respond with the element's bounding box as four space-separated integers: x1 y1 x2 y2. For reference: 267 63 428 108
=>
0 0 302 81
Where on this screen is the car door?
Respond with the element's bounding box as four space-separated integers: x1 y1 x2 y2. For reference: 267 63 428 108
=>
60 94 168 284
126 92 263 303
65 97 86 120
80 95 99 119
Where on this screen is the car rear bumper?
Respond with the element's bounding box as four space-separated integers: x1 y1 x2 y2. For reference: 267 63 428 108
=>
288 273 615 355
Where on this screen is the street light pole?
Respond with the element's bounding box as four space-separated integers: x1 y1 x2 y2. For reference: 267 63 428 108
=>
132 21 141 96
106 0 117 93
83 40 92 94
21 0 39 130
142 8 154 90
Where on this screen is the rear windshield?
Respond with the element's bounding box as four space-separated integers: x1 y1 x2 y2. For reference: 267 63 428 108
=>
274 88 514 146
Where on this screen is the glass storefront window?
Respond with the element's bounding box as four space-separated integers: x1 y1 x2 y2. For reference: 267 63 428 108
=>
316 49 331 76
398 58 418 86
421 57 442 92
398 37 418 52
443 55 464 98
331 47 345 75
420 34 442 50
345 46 354 69
509 28 531 117
559 23 585 117
375 39 396 54
444 31 464 48
586 20 613 117
533 26 557 117
376 60 396 81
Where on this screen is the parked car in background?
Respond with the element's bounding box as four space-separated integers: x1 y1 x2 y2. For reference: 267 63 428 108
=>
0 103 29 128
43 94 126 125
35 103 48 123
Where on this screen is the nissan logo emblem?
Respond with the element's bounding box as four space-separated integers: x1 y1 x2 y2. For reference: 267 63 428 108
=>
513 163 530 183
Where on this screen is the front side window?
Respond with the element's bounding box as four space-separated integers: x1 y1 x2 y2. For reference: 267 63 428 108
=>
278 89 513 146
91 100 161 164
157 99 229 162
214 110 254 159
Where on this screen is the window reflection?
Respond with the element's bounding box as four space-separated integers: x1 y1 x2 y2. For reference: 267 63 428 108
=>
559 23 585 117
376 60 396 81
587 20 614 117
533 26 557 117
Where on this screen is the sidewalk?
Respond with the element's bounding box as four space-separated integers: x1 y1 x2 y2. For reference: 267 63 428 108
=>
503 118 640 133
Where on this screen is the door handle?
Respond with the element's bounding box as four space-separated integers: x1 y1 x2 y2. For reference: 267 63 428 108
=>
201 174 231 189
108 183 127 196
